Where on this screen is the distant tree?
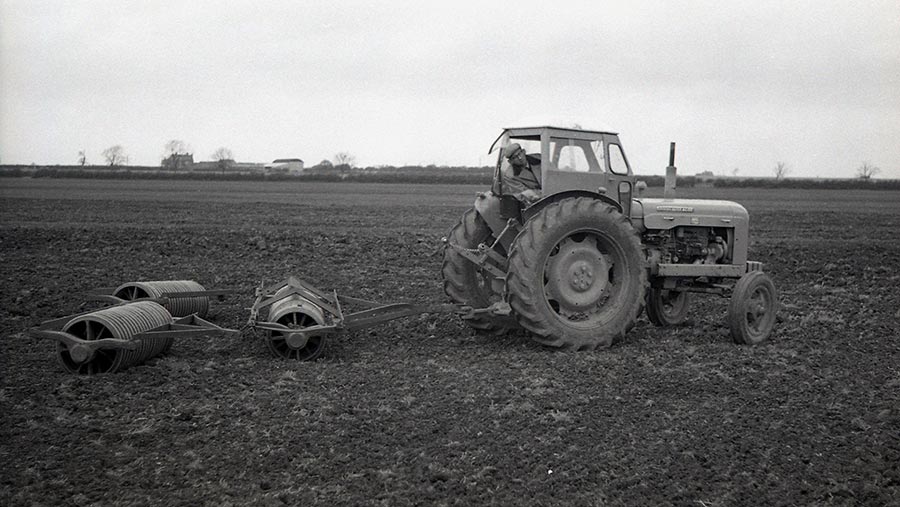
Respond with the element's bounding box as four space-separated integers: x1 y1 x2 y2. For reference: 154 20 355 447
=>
311 159 333 171
77 150 87 166
211 147 234 173
164 139 190 157
211 147 234 161
856 161 880 180
102 145 128 166
333 152 356 167
731 168 739 177
773 161 789 180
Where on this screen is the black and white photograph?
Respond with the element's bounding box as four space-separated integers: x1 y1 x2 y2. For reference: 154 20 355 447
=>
1 1 898 505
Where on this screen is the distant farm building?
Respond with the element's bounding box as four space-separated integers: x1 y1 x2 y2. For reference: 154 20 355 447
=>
266 158 304 173
696 170 717 187
161 153 194 170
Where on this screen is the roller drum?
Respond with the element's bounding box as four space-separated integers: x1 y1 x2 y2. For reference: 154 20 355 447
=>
265 295 328 361
58 301 173 374
113 280 209 318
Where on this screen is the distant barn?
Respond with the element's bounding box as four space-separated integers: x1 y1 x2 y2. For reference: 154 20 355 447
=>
161 153 194 170
266 158 304 173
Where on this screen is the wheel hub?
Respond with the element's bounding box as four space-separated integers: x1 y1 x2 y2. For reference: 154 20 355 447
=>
69 344 92 364
285 332 309 349
747 291 769 330
570 262 594 291
545 236 611 316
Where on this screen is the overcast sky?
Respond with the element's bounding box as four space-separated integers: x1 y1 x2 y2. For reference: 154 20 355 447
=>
1 0 898 177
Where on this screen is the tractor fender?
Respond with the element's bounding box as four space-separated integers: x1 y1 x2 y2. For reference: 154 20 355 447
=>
522 190 622 223
473 192 514 251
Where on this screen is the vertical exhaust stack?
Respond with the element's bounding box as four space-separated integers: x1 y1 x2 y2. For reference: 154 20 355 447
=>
664 142 677 199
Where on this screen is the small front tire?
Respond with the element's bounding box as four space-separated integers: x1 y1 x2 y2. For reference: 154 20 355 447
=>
728 271 777 345
646 288 691 326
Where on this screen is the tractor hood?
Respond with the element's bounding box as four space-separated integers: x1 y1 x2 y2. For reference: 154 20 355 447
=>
632 198 749 231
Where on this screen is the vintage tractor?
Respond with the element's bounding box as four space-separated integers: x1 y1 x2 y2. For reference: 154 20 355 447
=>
442 125 777 349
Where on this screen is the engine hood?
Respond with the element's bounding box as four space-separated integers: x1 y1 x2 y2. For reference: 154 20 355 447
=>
632 198 748 231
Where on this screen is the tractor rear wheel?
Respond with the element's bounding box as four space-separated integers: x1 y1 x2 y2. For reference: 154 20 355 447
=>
507 197 647 349
729 271 777 344
442 208 511 334
646 288 691 326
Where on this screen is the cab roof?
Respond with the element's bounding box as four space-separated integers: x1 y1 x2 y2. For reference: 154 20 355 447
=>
502 125 618 136
489 124 620 154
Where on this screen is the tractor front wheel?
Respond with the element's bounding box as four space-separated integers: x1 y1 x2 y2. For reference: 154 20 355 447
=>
646 288 691 326
728 271 777 345
506 198 647 350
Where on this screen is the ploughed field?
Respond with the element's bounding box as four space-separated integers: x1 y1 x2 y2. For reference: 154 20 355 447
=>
1 179 898 506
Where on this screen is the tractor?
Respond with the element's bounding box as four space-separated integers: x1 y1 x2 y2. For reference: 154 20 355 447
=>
442 124 777 349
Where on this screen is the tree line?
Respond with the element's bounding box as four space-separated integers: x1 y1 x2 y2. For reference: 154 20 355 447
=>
83 140 360 172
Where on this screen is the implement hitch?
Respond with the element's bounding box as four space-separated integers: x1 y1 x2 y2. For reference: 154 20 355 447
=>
247 275 510 361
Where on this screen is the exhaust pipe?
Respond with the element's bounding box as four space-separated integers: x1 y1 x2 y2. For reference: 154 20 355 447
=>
664 142 677 199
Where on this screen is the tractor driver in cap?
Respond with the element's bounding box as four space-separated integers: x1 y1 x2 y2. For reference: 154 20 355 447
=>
502 143 542 204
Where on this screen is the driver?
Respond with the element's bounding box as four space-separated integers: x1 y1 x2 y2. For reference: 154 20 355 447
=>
502 143 542 203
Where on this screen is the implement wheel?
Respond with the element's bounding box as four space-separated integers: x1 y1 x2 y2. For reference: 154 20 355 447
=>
507 198 647 350
267 311 326 361
266 295 328 361
58 301 173 374
729 271 777 345
646 288 691 326
442 208 511 334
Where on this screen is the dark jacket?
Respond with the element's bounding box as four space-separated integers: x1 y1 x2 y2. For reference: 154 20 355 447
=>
503 154 542 196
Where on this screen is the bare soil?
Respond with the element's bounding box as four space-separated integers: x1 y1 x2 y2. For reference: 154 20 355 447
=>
1 179 898 506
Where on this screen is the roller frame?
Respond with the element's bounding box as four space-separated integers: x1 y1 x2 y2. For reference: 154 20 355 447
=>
86 287 236 305
248 275 511 344
29 311 239 367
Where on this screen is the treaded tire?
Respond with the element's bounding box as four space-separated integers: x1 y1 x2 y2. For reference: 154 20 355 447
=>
442 208 510 333
507 197 647 350
646 288 691 326
729 271 777 345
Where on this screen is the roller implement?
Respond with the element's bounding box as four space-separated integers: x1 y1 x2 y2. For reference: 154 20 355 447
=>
245 276 508 361
31 277 508 373
86 280 234 318
29 301 238 374
28 280 239 374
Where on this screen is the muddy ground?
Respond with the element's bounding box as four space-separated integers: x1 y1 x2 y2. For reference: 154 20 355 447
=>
1 179 898 506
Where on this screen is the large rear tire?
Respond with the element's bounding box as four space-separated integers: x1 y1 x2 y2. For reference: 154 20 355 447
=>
442 208 511 333
507 198 647 349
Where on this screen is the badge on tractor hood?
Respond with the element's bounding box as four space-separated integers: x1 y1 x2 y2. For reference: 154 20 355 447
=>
656 205 694 213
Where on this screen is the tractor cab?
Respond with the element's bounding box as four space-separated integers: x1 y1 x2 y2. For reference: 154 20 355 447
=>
488 126 637 217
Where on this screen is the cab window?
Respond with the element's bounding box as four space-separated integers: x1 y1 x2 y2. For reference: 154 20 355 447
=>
608 144 629 175
549 138 603 173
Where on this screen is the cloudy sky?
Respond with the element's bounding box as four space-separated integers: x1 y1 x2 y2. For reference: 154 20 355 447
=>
1 0 898 177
